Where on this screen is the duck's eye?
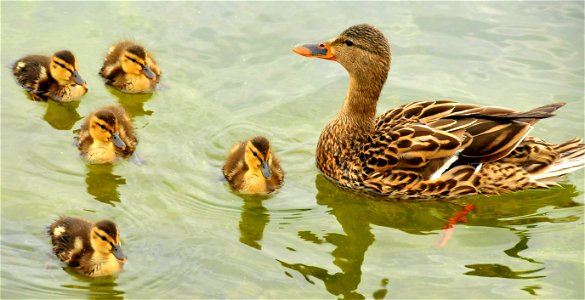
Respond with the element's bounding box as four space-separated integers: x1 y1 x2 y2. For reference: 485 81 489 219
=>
98 124 106 130
99 235 107 241
344 39 354 47
252 151 258 157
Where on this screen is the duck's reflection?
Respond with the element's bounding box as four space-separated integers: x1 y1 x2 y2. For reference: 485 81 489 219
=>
238 195 270 250
43 99 81 130
278 174 582 298
61 270 124 300
106 87 154 119
85 164 126 206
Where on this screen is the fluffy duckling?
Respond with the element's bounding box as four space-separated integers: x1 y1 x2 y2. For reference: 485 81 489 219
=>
223 136 284 194
99 41 161 93
77 105 137 164
48 217 126 277
293 24 585 198
12 50 87 101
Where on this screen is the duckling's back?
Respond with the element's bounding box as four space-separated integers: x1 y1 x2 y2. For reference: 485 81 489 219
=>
12 55 53 92
48 217 92 264
100 41 134 76
223 142 247 189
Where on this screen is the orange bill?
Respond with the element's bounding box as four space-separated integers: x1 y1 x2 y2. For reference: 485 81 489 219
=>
292 42 335 61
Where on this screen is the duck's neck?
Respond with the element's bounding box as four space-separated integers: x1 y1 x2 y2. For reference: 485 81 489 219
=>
316 70 387 179
339 73 386 127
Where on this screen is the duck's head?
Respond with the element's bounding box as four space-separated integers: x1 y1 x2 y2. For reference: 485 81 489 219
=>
50 50 86 86
120 45 156 79
88 110 126 149
90 220 126 261
293 24 391 81
244 136 274 179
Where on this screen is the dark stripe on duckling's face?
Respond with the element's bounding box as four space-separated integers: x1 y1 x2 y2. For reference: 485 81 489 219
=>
124 54 156 79
95 220 119 240
96 232 126 260
52 56 86 85
54 50 76 65
247 137 273 179
126 45 147 59
91 115 126 148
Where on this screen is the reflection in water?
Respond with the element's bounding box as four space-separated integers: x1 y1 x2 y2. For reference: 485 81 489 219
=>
464 264 545 279
504 231 540 264
43 100 81 130
238 195 270 250
279 175 582 298
61 268 124 300
85 164 126 205
436 204 476 248
106 87 154 119
279 175 396 299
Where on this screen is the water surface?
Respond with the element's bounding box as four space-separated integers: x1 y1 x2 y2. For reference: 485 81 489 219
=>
1 2 584 299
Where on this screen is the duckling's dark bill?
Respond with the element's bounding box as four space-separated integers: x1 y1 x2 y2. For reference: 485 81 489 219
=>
261 161 272 178
112 244 126 260
292 44 336 60
72 71 86 85
143 65 156 79
112 133 126 149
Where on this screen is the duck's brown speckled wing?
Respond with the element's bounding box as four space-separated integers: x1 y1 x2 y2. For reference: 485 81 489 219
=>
357 101 568 197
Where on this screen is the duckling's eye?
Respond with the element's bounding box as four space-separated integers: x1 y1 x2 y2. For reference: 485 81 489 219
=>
55 62 66 68
99 235 107 241
98 124 106 130
344 39 354 47
252 152 258 157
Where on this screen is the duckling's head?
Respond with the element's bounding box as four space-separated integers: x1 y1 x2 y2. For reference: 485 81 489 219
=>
90 220 126 261
88 110 126 149
120 45 157 79
244 136 274 179
50 50 86 86
293 24 391 81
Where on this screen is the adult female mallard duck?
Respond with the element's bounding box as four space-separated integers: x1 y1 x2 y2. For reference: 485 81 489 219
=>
223 136 284 194
99 41 161 93
12 50 87 101
293 24 585 198
48 217 126 277
77 105 137 164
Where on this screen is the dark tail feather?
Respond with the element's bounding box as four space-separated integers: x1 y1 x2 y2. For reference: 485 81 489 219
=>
506 102 566 121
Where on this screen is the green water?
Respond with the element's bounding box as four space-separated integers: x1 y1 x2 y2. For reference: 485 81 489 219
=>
1 1 584 299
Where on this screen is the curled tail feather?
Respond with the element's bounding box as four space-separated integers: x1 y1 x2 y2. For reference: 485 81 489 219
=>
530 138 585 184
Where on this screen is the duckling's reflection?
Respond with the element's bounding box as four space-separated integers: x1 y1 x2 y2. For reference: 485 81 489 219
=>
85 164 126 206
278 174 582 298
106 87 154 119
238 195 271 250
61 269 124 300
43 99 81 130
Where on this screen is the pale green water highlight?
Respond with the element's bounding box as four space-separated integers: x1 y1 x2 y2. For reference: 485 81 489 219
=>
1 1 584 299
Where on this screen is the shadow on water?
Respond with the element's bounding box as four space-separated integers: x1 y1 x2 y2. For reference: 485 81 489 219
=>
43 99 82 130
61 268 124 300
278 174 582 299
106 87 154 119
85 164 126 206
237 194 271 250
